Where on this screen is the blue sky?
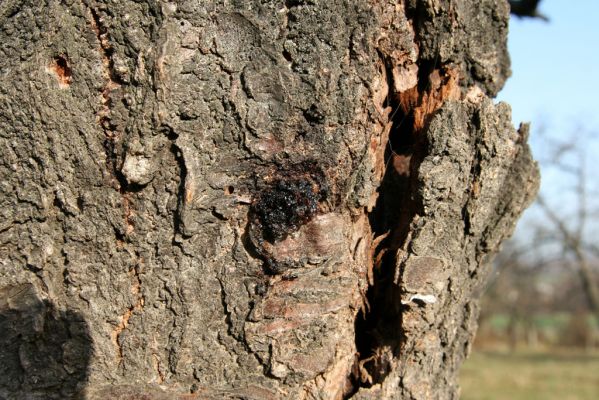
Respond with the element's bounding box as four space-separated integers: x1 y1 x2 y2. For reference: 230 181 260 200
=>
497 0 599 240
499 0 599 129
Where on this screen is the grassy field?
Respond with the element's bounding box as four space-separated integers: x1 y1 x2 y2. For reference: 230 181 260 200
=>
460 348 599 400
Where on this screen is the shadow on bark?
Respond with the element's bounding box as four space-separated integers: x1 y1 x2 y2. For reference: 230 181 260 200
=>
0 284 92 400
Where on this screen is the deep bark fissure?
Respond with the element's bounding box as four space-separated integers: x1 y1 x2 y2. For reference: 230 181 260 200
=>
87 3 156 368
351 53 423 392
349 18 465 387
88 5 135 365
170 141 188 243
88 6 127 189
111 262 145 366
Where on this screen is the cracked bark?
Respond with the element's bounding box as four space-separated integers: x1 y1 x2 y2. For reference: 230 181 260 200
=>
0 1 538 399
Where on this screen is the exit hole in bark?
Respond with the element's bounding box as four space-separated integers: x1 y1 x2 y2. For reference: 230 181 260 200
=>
50 55 72 87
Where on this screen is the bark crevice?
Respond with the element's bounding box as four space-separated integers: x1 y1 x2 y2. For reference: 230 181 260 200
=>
351 51 423 393
87 5 127 190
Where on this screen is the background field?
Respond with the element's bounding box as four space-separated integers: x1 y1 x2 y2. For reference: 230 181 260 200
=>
460 348 599 400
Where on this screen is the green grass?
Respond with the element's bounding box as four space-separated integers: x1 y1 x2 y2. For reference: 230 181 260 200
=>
460 348 599 400
484 313 597 332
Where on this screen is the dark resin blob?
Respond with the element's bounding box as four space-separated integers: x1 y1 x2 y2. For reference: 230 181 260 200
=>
252 178 319 243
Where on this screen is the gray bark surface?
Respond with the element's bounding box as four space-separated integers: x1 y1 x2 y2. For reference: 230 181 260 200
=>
0 1 538 399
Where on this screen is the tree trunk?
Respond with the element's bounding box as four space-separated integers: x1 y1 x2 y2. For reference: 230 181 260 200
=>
0 1 539 399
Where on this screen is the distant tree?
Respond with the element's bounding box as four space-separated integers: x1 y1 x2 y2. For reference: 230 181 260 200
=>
482 128 599 349
536 137 599 325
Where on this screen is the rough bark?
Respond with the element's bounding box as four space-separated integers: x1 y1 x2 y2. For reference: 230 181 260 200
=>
0 1 538 399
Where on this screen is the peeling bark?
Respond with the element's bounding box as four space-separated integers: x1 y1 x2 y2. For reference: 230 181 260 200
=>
0 1 538 399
